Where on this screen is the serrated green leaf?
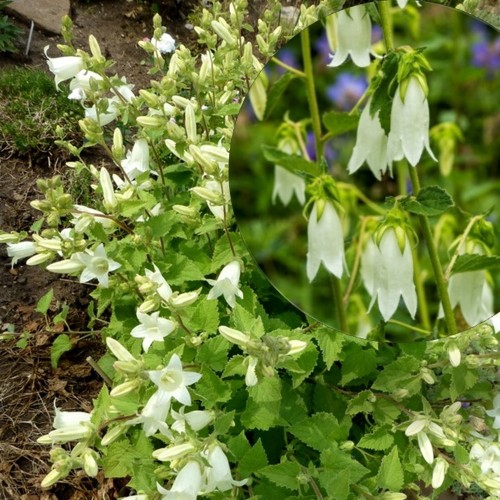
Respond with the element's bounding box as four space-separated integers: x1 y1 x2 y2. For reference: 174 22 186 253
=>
370 52 399 134
228 432 251 461
231 304 266 338
259 461 301 491
346 390 374 416
450 364 478 401
290 413 350 452
101 439 136 478
50 334 72 368
222 355 247 378
239 438 268 477
241 377 282 430
314 326 344 369
53 304 69 325
184 298 220 334
265 72 297 119
402 185 454 216
451 254 500 274
35 288 54 314
261 145 320 176
377 446 404 491
192 367 232 408
358 425 394 450
165 254 206 284
210 233 246 272
322 110 359 137
145 212 177 238
340 345 378 385
372 355 421 395
215 102 241 116
196 336 229 372
214 410 235 435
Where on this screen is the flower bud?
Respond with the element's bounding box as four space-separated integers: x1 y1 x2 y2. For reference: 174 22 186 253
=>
152 442 196 462
139 89 160 107
219 326 251 347
248 72 267 121
82 449 99 477
168 290 200 309
340 440 355 451
112 128 125 161
106 337 136 362
172 95 192 109
110 379 141 397
136 115 165 128
185 104 197 143
286 340 307 355
26 252 53 266
46 258 84 274
190 186 223 204
189 145 217 174
211 19 236 45
405 419 427 436
172 205 197 218
101 424 126 446
89 35 104 62
113 359 143 375
138 298 158 313
0 232 19 243
447 342 461 367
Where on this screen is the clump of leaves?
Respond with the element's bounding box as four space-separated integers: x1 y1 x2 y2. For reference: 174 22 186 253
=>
0 68 82 161
0 0 21 53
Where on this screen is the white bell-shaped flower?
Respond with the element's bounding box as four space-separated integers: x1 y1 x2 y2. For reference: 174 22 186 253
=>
272 166 306 206
68 70 103 100
121 138 150 181
397 0 409 7
387 76 437 167
307 200 345 282
157 461 202 500
368 228 417 321
202 444 248 493
207 261 244 308
347 98 390 180
127 391 172 437
6 241 37 266
445 243 493 326
75 243 121 288
44 46 84 89
130 310 177 353
327 6 372 68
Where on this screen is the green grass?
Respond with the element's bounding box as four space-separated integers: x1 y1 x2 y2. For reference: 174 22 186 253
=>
0 67 83 160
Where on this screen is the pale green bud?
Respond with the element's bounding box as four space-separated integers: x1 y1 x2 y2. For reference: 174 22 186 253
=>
41 465 71 488
136 115 165 128
152 442 196 462
340 440 355 451
172 205 197 218
138 298 158 313
46 259 84 274
286 340 307 355
101 425 126 446
190 186 223 204
168 290 200 309
82 449 99 477
172 95 192 109
189 145 216 174
112 128 125 161
139 89 160 108
113 359 143 375
249 73 267 121
110 379 141 397
211 18 236 45
79 118 103 141
185 104 197 143
242 42 253 67
219 326 250 347
106 337 136 362
0 232 19 243
26 252 53 266
88 35 103 61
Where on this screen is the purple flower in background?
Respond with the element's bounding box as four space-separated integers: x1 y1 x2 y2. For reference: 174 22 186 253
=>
275 48 300 75
470 21 500 73
315 33 331 64
372 25 383 44
326 72 368 111
306 132 337 162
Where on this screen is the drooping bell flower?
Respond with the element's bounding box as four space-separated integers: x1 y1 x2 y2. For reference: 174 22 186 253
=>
366 226 417 321
327 6 373 68
307 199 345 282
121 138 150 181
207 261 244 308
44 46 84 89
347 97 390 179
387 75 437 167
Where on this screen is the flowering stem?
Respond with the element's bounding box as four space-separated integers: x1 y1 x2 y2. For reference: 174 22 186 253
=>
388 319 431 336
379 1 394 52
408 167 457 336
301 27 323 161
330 274 348 332
271 57 306 78
343 218 369 305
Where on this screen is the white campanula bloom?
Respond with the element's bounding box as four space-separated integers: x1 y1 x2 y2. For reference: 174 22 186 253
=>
486 394 500 429
68 70 103 100
490 313 500 333
201 444 248 493
306 200 345 282
84 98 120 126
148 354 202 406
470 442 500 475
127 391 172 438
327 6 372 68
121 138 150 181
72 204 116 231
75 243 121 288
397 0 409 7
204 179 230 220
272 166 306 206
144 264 173 302
432 458 448 489
157 461 202 500
151 33 176 54
387 76 437 167
444 243 493 327
37 404 93 444
348 98 390 180
207 261 244 308
6 241 37 266
272 140 306 206
131 310 176 353
368 229 417 321
171 406 213 434
245 356 258 387
44 46 84 89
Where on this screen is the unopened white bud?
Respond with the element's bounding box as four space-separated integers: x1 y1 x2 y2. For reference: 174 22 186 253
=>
219 326 250 347
152 442 196 462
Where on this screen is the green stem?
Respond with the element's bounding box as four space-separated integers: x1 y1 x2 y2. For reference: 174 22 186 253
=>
388 319 431 336
396 161 407 196
271 57 306 78
408 166 457 336
330 274 348 332
301 28 323 161
409 241 432 333
379 1 394 51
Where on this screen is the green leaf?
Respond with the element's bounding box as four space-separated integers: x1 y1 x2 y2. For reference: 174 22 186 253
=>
340 345 378 385
346 390 374 416
35 288 54 314
145 212 177 238
214 410 235 435
451 254 500 274
50 334 72 368
402 185 454 217
259 461 301 491
314 326 344 370
215 102 241 116
322 110 359 137
450 364 478 401
370 52 399 134
231 304 266 338
101 439 136 478
265 72 297 119
238 438 268 477
184 298 220 334
52 304 69 325
358 425 394 450
241 377 282 430
290 413 350 452
377 446 404 491
372 355 421 395
165 254 206 284
261 145 320 176
196 336 229 372
192 367 232 409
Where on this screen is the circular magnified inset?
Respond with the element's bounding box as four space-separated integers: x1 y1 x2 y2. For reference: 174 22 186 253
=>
229 2 500 342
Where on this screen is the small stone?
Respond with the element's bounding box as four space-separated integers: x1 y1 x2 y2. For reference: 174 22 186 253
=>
6 0 70 35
